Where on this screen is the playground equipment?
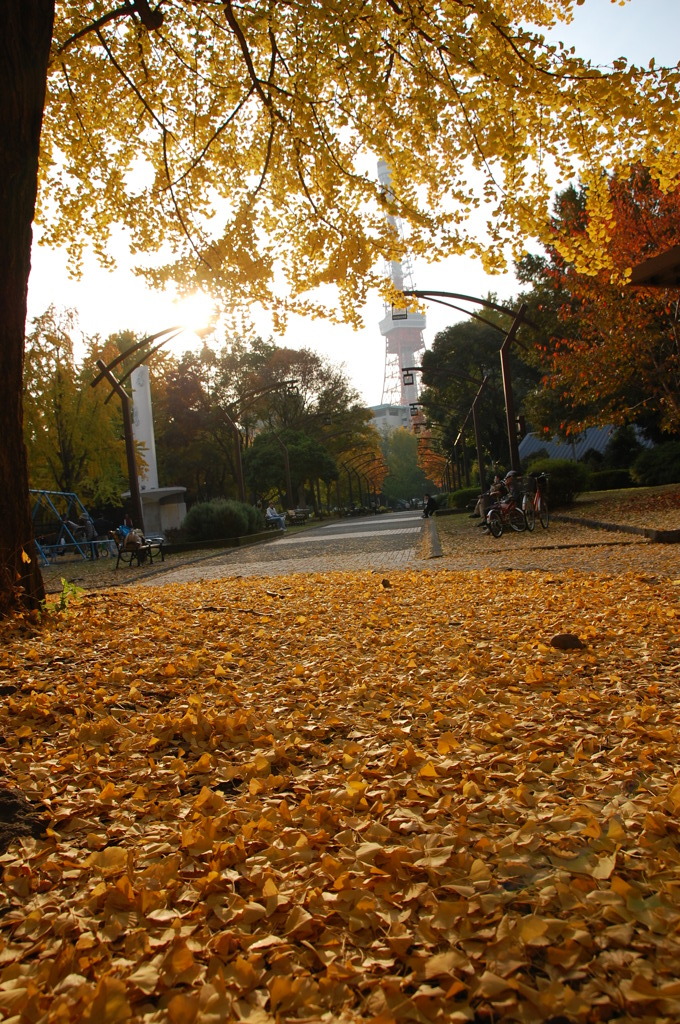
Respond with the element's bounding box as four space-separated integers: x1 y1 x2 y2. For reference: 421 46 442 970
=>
30 490 113 566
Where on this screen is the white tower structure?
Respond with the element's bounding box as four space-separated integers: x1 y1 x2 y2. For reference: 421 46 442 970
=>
130 365 187 535
377 159 427 406
131 366 159 490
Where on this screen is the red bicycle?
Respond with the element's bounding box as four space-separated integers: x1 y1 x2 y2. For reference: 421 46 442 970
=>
485 495 527 537
522 473 550 530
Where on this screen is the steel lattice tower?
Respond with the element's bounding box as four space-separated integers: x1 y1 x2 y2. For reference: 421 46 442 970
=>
377 159 426 406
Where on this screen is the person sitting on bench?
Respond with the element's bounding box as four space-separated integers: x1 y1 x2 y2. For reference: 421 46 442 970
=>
265 502 286 531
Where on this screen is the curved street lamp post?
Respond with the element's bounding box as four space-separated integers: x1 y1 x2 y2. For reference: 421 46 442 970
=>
404 367 489 488
350 455 386 508
94 332 298 520
342 452 385 509
403 291 534 473
92 326 187 533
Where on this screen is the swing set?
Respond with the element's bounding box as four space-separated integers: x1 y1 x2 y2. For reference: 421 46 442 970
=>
30 490 112 566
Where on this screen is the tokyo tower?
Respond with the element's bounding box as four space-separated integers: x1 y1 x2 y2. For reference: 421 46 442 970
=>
377 159 427 405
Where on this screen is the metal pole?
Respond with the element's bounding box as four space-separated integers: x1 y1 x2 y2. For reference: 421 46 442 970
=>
222 408 246 502
461 430 470 486
500 304 526 473
470 375 489 489
352 468 363 507
342 465 354 505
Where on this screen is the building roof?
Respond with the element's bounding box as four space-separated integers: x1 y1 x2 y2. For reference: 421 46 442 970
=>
630 244 680 288
519 425 652 463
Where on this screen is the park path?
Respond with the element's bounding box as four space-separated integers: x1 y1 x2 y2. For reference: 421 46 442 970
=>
133 510 425 586
44 500 680 593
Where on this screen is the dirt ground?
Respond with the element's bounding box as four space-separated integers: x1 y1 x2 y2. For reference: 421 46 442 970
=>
434 485 680 579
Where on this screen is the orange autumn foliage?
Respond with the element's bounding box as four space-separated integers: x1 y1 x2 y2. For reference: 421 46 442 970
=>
538 166 680 433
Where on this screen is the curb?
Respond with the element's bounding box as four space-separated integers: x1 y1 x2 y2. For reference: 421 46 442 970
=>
424 518 443 558
553 514 680 545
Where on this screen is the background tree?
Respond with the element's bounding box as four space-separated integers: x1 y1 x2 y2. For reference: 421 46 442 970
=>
24 307 126 506
519 169 680 436
381 428 435 505
3 1 680 611
243 430 338 509
416 431 451 493
153 351 231 504
153 337 373 504
419 313 540 482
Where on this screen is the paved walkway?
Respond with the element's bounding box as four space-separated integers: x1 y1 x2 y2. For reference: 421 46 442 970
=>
133 511 425 586
50 506 679 594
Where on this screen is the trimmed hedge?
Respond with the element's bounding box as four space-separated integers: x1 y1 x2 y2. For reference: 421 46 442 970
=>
182 499 264 541
631 442 680 486
526 457 590 507
588 469 634 491
447 487 482 510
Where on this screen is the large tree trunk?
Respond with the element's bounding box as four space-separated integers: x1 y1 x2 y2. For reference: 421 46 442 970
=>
0 2 55 614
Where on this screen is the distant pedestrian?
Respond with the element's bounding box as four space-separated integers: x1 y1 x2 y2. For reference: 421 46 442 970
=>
422 494 437 518
79 511 99 559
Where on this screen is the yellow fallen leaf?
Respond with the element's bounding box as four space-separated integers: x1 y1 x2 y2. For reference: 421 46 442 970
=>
190 752 212 773
86 847 128 874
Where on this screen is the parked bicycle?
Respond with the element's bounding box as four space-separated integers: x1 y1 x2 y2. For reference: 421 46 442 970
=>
522 472 550 530
485 495 527 537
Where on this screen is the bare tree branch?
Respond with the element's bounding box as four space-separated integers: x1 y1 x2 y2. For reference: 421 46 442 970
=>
58 0 164 54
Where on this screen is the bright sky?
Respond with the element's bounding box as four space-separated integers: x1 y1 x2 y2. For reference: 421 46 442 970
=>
27 0 680 406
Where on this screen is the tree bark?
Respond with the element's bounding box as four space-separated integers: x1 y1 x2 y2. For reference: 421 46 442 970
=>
0 2 55 613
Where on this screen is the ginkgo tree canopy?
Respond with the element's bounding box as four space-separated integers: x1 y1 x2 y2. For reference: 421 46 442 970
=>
44 0 680 327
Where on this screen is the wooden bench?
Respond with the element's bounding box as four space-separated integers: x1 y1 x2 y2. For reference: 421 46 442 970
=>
286 508 309 525
114 534 165 569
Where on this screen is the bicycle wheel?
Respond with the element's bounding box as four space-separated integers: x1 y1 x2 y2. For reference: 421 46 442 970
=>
523 496 535 531
508 508 526 532
487 510 503 538
538 497 550 529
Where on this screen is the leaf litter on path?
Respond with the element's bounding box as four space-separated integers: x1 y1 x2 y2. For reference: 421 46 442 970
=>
0 567 679 1023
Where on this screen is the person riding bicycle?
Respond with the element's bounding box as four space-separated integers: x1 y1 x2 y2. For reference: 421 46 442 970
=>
502 470 523 504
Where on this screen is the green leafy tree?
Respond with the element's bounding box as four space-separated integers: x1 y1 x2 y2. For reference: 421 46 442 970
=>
3 1 680 611
243 430 337 508
153 339 371 503
419 312 540 481
24 307 126 505
154 349 239 504
381 428 433 504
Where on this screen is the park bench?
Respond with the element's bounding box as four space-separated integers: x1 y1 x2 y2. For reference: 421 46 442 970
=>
113 531 165 569
286 508 310 525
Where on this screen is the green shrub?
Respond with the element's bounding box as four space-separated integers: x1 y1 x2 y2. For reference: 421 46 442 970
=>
182 498 252 541
526 458 590 507
631 443 680 486
243 503 265 533
447 487 481 510
588 469 634 491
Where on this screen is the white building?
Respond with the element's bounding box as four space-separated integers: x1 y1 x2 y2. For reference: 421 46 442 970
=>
370 404 412 435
